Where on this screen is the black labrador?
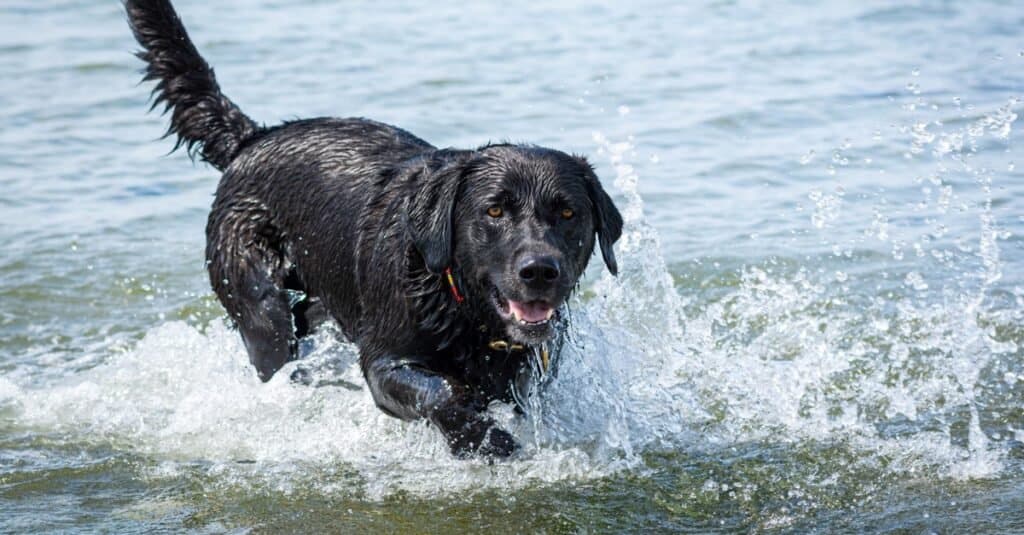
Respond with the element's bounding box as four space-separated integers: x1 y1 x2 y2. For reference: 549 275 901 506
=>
126 0 622 458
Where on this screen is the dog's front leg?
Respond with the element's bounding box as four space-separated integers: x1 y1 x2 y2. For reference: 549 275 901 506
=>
364 356 518 458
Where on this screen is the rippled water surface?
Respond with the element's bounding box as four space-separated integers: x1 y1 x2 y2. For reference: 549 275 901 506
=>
3 0 1024 532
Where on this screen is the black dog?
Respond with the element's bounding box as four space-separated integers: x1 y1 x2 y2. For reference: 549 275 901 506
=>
126 0 622 458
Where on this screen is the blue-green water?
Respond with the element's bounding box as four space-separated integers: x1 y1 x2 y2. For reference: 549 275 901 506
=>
2 0 1023 532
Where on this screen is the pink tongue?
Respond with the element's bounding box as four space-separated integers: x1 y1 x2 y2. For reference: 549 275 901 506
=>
507 300 552 323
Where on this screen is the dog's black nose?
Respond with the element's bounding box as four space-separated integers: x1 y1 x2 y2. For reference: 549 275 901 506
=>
517 255 560 286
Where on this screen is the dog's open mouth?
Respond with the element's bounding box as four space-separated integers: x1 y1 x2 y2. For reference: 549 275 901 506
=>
490 287 558 340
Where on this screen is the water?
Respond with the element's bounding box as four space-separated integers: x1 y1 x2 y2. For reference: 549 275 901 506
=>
2 0 1023 532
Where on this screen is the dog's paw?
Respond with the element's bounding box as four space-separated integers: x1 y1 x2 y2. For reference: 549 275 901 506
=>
447 419 519 459
475 425 518 459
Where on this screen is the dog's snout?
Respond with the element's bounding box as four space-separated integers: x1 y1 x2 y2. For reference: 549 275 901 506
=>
517 255 560 286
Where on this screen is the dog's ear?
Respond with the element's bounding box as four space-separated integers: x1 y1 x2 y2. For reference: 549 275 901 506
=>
405 151 476 274
576 156 623 275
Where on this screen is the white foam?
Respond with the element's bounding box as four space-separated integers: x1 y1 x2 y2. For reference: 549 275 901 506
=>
12 320 638 498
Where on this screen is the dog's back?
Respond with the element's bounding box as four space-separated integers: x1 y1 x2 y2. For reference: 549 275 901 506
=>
209 118 437 342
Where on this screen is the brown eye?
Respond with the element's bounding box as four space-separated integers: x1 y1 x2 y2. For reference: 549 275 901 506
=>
487 205 503 218
561 207 574 220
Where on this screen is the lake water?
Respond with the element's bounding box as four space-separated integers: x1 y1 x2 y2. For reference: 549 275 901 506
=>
2 0 1023 532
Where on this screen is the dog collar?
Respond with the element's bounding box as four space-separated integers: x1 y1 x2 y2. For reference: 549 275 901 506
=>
443 267 464 304
487 339 550 372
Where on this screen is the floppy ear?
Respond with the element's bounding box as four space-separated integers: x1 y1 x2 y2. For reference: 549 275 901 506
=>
404 151 475 274
576 156 624 276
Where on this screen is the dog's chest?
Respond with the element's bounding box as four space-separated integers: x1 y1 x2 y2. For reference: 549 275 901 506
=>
457 347 531 402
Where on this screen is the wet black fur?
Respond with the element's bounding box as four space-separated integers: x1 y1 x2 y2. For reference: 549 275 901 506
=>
126 0 622 458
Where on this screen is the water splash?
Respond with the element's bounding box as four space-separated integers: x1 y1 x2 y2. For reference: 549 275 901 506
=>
4 99 1021 502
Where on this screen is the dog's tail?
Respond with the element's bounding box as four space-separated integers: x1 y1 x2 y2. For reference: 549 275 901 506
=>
125 0 260 171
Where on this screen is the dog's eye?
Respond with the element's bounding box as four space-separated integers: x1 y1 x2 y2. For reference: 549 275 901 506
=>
487 205 503 218
561 208 574 220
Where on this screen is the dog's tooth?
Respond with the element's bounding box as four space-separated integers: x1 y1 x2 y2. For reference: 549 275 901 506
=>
544 308 554 320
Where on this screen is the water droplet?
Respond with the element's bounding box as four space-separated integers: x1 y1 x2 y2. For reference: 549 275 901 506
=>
285 289 307 307
904 271 928 291
809 189 841 228
911 68 920 76
799 149 815 165
617 105 630 116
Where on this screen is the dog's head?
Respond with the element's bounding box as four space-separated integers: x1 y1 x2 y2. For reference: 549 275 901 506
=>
407 145 622 344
